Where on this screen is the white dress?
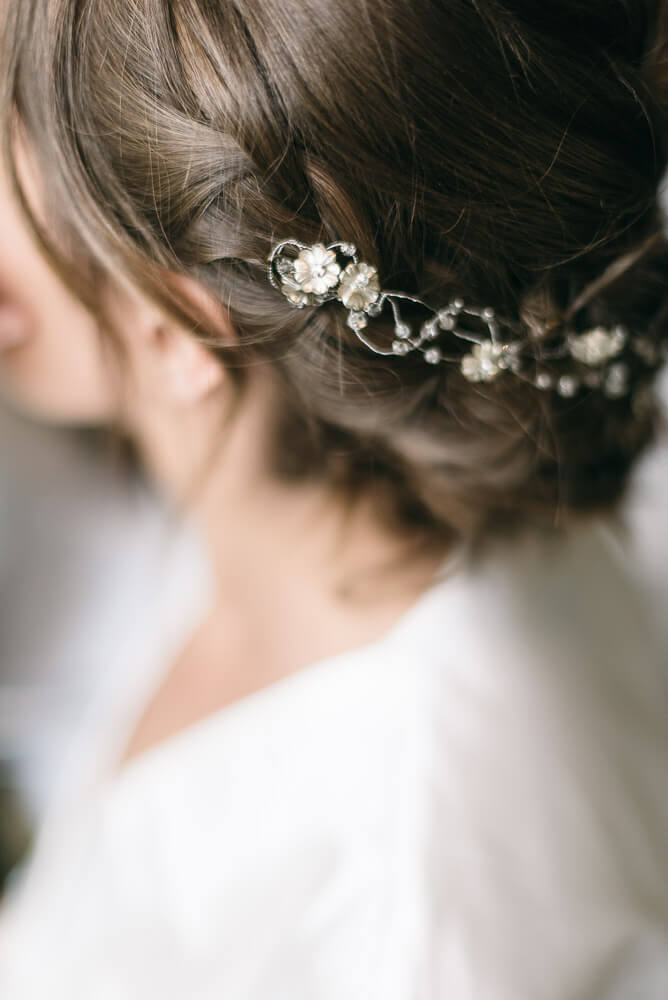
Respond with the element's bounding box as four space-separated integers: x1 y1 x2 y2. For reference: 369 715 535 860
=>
0 501 667 999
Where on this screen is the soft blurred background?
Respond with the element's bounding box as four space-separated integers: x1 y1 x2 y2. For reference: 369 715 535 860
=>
0 405 184 890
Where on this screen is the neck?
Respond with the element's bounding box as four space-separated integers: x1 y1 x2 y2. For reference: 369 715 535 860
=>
127 369 449 628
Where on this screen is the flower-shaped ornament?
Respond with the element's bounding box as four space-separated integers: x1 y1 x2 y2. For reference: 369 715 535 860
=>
336 262 381 312
567 325 627 366
460 340 521 382
290 244 341 297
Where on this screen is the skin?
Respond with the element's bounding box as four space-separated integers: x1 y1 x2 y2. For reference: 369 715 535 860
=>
0 144 116 423
0 143 447 768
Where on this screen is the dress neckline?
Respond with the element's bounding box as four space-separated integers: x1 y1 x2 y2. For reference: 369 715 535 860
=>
97 543 469 793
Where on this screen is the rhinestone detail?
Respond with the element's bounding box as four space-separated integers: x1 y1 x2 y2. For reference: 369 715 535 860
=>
557 375 579 397
603 363 629 398
346 311 368 332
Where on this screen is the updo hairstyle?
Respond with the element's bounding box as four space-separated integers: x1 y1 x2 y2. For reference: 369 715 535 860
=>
3 0 668 552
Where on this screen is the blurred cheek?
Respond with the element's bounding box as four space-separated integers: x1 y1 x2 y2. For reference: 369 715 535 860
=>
0 154 118 425
0 300 117 426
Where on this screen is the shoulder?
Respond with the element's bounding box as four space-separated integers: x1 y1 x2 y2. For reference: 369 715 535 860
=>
410 523 668 996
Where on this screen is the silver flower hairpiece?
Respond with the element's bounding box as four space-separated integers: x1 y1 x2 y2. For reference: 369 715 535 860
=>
267 239 667 399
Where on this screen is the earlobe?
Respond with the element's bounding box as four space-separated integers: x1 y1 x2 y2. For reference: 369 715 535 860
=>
161 326 224 405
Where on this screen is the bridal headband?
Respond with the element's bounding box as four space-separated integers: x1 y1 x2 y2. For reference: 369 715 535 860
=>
267 238 667 400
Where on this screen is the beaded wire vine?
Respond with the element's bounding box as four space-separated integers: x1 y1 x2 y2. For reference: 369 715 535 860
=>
267 238 667 400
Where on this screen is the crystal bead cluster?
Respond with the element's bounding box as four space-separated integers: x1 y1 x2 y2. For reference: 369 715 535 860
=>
267 239 666 400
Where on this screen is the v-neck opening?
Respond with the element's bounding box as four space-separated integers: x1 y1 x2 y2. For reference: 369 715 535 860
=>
99 545 469 792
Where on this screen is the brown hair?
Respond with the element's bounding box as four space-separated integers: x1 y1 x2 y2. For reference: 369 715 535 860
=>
3 0 668 554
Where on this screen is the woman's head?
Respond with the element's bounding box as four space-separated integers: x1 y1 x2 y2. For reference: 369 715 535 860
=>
2 0 668 549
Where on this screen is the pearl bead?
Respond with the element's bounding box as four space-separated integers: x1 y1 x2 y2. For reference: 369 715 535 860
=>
557 375 579 397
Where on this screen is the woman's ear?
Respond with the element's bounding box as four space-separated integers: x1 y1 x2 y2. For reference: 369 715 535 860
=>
158 324 224 405
120 271 236 408
156 271 236 406
165 271 235 344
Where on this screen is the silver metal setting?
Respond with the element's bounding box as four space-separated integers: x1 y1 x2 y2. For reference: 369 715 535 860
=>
267 239 664 399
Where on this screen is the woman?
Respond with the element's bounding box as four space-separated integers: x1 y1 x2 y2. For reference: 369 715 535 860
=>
0 0 667 995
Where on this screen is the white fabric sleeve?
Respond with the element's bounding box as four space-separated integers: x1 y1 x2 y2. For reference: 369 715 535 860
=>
416 528 668 999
